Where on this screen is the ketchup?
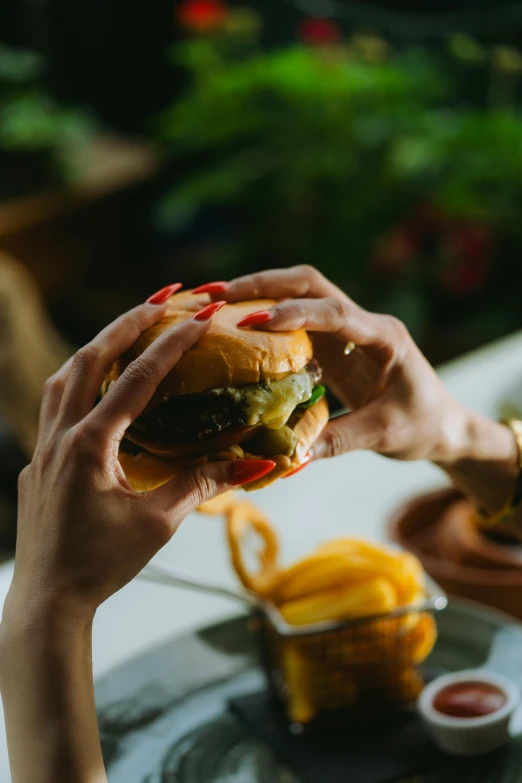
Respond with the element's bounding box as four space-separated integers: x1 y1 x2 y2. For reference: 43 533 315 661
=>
433 681 507 719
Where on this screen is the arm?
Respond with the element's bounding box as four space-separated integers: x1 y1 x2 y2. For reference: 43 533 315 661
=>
198 266 522 529
1 608 104 783
1 292 275 783
435 408 519 519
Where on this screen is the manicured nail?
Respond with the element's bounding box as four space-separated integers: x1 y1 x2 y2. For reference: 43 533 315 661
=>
193 300 226 321
237 310 273 328
228 459 276 486
192 281 230 295
283 454 311 479
146 283 182 305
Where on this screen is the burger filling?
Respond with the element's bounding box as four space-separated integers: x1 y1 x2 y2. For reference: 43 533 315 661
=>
115 360 323 460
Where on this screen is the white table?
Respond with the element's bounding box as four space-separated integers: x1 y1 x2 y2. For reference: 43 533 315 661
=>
1 331 522 780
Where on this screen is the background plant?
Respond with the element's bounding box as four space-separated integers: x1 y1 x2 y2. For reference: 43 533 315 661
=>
158 1 522 357
0 44 94 194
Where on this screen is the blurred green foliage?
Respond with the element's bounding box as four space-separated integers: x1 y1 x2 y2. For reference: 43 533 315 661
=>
157 11 522 353
0 44 95 192
159 43 443 276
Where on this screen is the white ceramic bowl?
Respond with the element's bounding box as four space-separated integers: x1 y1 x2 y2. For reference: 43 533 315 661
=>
418 669 520 757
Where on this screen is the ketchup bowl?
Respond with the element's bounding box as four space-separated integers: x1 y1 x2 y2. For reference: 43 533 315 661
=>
418 670 520 756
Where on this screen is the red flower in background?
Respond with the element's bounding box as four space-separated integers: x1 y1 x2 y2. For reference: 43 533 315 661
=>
372 227 418 277
405 202 444 239
441 223 492 297
177 0 229 33
298 18 342 46
372 207 494 297
442 260 487 297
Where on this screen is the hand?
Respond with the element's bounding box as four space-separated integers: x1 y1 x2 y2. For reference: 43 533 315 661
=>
0 293 276 783
6 298 274 627
200 266 468 465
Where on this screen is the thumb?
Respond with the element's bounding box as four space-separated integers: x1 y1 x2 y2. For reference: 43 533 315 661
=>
149 459 276 525
310 405 388 461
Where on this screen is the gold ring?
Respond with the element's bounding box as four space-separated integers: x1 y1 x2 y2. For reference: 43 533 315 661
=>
344 341 356 355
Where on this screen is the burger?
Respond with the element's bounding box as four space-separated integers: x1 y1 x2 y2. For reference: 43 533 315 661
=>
103 291 329 491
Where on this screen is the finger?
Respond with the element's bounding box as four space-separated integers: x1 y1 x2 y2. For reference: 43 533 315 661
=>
208 266 339 303
310 405 390 461
37 356 74 445
87 316 212 442
237 296 388 350
58 302 170 425
146 459 276 530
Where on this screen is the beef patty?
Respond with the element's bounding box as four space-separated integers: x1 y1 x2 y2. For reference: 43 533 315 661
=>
127 360 322 445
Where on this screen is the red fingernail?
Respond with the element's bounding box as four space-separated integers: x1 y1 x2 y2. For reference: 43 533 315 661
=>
228 460 276 486
237 310 273 328
192 281 230 295
283 454 311 479
146 283 182 305
193 300 226 322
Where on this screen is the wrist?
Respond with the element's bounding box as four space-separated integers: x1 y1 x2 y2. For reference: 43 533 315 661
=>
433 404 519 514
1 586 94 668
430 399 478 466
434 405 517 469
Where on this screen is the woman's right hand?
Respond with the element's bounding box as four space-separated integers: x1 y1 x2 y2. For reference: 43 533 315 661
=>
5 296 275 629
199 265 468 464
198 265 519 516
0 292 276 783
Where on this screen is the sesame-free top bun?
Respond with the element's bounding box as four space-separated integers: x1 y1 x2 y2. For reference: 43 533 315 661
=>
118 395 329 493
109 291 313 397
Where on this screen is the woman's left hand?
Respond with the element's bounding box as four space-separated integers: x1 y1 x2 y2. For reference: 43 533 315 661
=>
199 266 519 520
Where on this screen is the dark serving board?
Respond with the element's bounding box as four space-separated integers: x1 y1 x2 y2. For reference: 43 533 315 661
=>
95 600 522 783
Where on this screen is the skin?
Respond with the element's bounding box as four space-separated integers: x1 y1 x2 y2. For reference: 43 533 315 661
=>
0 300 271 783
215 265 520 520
1 265 520 782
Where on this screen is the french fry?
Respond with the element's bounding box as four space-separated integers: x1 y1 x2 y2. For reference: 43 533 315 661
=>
280 578 397 626
282 642 358 722
208 496 437 723
409 614 438 664
270 552 375 604
282 643 317 724
315 540 424 598
335 616 402 668
395 667 425 702
272 545 424 605
316 538 402 564
394 552 426 604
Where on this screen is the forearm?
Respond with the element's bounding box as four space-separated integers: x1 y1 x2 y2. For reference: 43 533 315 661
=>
0 600 106 783
435 405 520 520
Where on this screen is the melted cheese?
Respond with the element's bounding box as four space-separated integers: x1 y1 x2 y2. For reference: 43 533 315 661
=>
223 367 312 430
245 425 299 457
104 367 313 433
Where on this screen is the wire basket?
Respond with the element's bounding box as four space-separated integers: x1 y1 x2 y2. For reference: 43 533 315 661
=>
140 560 447 731
256 577 448 731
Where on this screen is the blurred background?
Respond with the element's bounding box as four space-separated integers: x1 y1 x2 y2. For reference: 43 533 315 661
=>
1 0 522 551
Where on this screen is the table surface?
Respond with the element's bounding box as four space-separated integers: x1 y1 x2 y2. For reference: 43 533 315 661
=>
1 330 522 781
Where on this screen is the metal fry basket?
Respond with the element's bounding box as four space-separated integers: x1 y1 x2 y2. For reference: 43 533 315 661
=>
256 576 448 730
140 562 447 731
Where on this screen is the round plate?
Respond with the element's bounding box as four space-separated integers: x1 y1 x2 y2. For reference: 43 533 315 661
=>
96 600 522 783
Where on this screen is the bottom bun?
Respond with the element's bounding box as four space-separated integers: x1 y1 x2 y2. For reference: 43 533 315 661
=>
119 396 329 493
118 451 207 493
